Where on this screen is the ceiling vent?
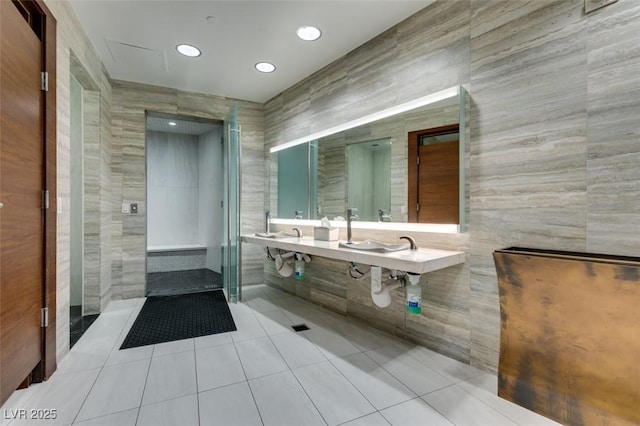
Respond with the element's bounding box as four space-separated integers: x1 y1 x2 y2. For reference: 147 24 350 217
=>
105 38 168 73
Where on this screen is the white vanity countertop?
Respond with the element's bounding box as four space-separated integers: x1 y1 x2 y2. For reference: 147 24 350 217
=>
241 234 465 274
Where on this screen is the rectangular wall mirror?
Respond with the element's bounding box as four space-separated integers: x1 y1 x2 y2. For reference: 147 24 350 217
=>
269 86 467 231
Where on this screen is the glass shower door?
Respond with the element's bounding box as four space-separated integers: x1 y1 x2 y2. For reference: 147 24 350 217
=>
222 105 241 302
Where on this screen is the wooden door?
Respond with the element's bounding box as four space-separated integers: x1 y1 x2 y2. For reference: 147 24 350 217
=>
417 140 459 223
408 125 459 224
1 0 47 404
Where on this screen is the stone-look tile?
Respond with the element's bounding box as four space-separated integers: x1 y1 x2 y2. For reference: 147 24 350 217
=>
111 81 265 301
309 58 349 133
422 384 517 426
293 361 376 425
49 0 115 362
266 227 472 364
380 397 454 426
331 353 415 410
146 251 206 273
195 343 246 392
366 345 452 396
141 350 197 405
585 0 640 255
395 0 471 104
249 371 326 426
459 372 563 426
468 0 589 371
137 394 199 426
73 409 138 426
234 336 289 380
346 27 399 121
261 0 640 378
281 82 312 143
48 0 640 396
198 382 263 426
341 413 391 426
75 359 150 422
10 369 101 426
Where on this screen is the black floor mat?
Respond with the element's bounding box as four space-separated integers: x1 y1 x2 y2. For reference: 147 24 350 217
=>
120 290 236 350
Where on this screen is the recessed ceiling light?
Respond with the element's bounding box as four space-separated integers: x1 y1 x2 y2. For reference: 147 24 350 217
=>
255 62 276 73
176 44 201 57
168 122 177 126
297 26 322 41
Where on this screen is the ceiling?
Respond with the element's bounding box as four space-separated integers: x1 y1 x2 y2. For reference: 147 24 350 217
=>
69 1 433 103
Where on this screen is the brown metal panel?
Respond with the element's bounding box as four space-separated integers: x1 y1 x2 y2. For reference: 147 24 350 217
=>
494 248 640 425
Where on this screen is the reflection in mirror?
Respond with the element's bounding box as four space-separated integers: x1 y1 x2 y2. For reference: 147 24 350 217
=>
408 125 459 224
348 139 391 222
269 86 467 229
274 141 318 219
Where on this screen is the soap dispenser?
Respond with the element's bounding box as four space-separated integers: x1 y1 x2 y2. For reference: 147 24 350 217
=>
405 273 422 315
294 253 305 280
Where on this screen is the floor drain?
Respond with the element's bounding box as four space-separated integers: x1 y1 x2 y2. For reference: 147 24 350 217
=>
291 324 310 332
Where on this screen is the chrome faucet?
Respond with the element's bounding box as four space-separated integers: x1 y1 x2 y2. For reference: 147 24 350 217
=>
347 207 359 244
378 209 392 222
399 235 418 250
265 210 271 234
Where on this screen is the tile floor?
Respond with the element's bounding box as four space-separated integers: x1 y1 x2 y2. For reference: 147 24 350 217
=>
0 285 560 426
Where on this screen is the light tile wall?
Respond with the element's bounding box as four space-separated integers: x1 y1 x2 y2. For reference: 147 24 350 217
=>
111 81 264 299
265 0 640 372
146 131 201 247
265 0 472 365
147 250 206 273
45 0 113 362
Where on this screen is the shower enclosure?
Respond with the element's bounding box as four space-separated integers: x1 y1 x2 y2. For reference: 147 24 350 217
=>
145 107 241 301
145 116 221 296
222 105 241 302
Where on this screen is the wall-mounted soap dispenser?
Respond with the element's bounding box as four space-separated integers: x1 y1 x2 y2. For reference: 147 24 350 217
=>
294 253 311 280
405 273 422 315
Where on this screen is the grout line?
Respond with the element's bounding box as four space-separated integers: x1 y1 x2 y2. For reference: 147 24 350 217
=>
230 331 265 426
454 380 531 426
73 407 139 425
69 304 142 425
192 346 202 426
133 346 155 425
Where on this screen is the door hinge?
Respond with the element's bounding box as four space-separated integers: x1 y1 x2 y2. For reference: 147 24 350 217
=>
417 157 420 165
416 203 420 212
42 190 50 209
41 72 49 92
41 307 49 328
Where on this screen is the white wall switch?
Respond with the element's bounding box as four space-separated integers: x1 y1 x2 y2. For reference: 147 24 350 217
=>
122 203 130 214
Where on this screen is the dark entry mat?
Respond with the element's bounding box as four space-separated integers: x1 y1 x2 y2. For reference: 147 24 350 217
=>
120 290 236 350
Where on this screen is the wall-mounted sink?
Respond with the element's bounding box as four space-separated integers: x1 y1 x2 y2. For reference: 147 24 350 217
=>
255 231 300 239
339 240 409 253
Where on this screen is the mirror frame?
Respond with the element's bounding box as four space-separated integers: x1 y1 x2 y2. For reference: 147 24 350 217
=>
269 85 467 233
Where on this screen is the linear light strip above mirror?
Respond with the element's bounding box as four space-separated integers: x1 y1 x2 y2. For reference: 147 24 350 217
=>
271 218 459 234
270 86 460 153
